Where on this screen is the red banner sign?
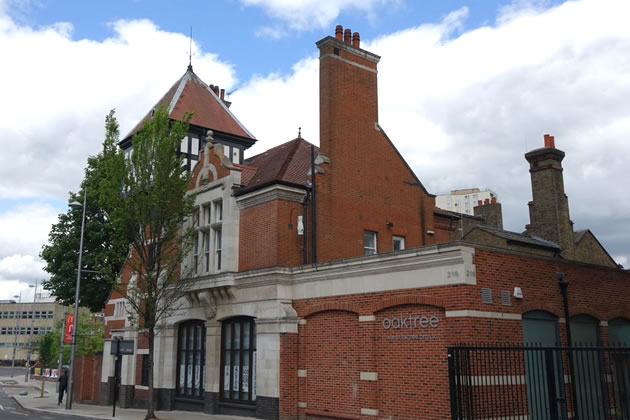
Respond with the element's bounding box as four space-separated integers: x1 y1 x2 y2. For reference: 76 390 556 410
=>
64 313 74 343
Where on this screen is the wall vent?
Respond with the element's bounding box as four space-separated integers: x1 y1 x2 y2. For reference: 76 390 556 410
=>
481 288 493 304
501 290 512 306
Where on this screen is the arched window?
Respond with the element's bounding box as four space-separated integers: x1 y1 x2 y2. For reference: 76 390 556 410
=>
522 310 559 345
609 318 630 346
221 317 256 404
176 320 206 399
570 314 599 346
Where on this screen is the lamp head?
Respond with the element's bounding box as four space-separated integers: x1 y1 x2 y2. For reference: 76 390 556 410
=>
69 201 82 209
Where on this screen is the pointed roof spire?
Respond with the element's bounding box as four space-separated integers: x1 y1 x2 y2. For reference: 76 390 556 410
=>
187 26 193 72
298 127 302 138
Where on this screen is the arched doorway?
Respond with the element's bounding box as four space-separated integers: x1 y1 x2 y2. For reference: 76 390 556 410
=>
176 320 206 409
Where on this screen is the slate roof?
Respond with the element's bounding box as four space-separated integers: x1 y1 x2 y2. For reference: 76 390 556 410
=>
124 67 255 141
236 137 317 194
473 225 561 250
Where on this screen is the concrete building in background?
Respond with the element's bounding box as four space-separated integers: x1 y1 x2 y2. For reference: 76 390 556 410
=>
435 187 497 215
0 300 65 364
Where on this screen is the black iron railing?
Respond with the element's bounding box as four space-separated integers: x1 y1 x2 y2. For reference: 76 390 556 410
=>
448 345 630 420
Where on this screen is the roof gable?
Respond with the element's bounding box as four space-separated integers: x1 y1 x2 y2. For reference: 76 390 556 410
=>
237 137 317 194
124 67 255 142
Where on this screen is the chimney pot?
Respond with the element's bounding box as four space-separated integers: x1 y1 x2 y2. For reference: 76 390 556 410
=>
220 88 225 100
344 29 352 44
478 200 483 207
484 198 490 205
352 32 360 48
335 25 343 40
491 197 497 204
544 134 555 149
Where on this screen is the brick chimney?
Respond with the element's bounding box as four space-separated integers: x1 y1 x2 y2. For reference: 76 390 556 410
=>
473 196 503 230
524 134 575 253
312 26 433 263
316 25 380 158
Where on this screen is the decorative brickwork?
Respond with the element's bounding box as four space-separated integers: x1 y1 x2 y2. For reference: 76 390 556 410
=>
204 391 218 414
156 388 175 411
99 378 113 406
256 396 280 420
118 384 135 408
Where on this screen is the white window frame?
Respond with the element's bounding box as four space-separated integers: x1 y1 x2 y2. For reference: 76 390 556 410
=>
364 231 377 256
214 227 222 271
204 230 211 272
393 236 405 251
214 200 223 222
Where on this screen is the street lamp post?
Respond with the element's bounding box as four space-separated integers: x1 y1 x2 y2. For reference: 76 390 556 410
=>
56 306 67 393
10 291 22 378
24 279 38 382
66 191 87 410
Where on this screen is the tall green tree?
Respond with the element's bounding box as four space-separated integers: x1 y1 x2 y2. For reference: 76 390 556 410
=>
41 111 129 312
100 105 196 420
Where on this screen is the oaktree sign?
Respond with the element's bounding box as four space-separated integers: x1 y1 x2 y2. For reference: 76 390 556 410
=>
382 315 439 330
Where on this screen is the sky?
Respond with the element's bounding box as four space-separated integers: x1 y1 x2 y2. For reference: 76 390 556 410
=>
1 0 629 302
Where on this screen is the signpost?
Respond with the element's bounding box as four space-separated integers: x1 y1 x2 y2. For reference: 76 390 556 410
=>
110 338 134 417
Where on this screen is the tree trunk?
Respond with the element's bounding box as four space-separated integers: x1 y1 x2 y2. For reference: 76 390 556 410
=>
145 328 155 420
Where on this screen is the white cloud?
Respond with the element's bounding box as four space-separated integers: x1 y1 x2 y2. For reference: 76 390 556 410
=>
0 202 59 258
0 14 237 201
0 202 56 295
240 0 397 33
232 0 630 264
0 254 46 283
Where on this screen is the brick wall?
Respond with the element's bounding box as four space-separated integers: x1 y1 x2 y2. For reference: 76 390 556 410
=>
239 199 306 271
277 245 630 419
72 354 103 405
313 33 436 265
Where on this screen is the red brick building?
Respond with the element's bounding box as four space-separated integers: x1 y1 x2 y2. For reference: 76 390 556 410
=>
100 25 630 420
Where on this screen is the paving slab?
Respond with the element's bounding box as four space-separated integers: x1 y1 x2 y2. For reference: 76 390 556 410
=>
5 374 255 420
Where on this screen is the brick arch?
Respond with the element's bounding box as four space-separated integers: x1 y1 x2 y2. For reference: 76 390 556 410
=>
521 302 562 318
302 302 359 318
569 305 600 319
372 295 445 314
606 310 630 322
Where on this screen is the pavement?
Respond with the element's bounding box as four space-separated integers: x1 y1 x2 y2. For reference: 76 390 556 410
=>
1 372 255 420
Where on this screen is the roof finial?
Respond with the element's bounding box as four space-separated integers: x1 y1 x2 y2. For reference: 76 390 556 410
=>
187 26 193 72
298 127 302 138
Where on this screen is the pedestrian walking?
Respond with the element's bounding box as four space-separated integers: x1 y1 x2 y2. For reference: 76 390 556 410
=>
58 368 69 405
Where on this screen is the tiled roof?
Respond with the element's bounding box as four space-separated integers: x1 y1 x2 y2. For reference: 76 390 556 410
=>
237 137 317 194
124 67 255 141
474 225 561 249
